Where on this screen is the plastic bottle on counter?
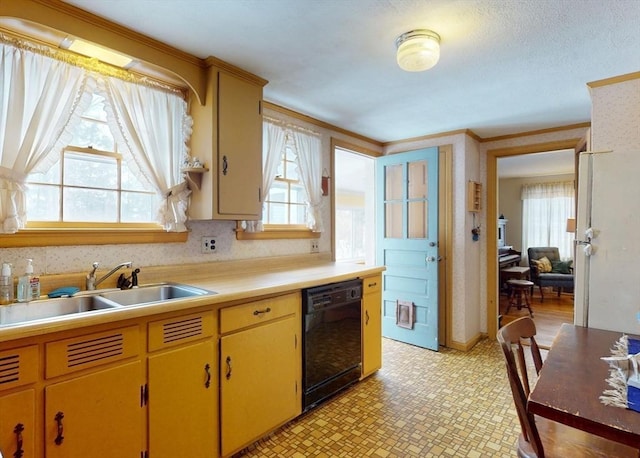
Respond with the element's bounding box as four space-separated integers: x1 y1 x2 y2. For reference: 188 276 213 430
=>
0 262 14 305
17 259 40 302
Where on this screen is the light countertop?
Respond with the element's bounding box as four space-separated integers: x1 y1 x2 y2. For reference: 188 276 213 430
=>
0 258 384 343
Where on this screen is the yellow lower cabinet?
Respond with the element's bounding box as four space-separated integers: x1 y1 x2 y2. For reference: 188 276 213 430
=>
362 275 382 378
148 340 217 458
220 315 299 457
0 389 35 458
44 361 143 458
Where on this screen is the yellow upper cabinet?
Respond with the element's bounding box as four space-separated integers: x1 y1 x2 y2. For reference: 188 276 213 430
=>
190 64 266 221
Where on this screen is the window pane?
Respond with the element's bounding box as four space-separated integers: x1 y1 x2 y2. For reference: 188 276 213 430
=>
408 201 427 239
268 181 288 203
385 202 402 238
385 164 403 200
290 203 307 225
69 119 115 151
63 188 117 222
64 152 118 189
286 160 299 181
122 165 153 192
266 202 287 224
26 184 60 221
28 161 61 185
290 183 306 204
408 160 427 199
121 192 157 222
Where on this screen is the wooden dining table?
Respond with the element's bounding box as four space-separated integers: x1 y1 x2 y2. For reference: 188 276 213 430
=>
528 323 640 449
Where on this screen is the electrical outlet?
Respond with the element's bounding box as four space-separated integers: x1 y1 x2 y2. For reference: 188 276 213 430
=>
310 240 319 253
201 236 217 254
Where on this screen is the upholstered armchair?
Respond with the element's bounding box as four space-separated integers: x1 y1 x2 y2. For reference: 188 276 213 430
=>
527 247 574 302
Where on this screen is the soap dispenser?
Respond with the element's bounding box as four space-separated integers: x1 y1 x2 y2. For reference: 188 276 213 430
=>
17 259 40 302
0 262 14 305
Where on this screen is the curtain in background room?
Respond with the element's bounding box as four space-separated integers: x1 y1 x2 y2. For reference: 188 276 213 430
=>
521 181 575 260
0 39 89 233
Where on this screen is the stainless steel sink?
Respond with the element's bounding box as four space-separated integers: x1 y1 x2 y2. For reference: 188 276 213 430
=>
98 283 215 306
0 295 118 326
0 283 215 326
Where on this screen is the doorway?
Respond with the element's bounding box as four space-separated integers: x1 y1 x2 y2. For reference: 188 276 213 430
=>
486 139 584 340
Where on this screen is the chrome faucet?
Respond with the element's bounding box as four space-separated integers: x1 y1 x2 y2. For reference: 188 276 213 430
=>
86 261 133 290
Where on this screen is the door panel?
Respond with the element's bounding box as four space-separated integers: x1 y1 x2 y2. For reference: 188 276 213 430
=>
376 147 439 350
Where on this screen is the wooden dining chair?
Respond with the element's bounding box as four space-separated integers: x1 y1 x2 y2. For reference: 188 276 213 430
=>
498 317 639 458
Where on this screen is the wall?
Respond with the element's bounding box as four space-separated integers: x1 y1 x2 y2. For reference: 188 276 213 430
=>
0 105 381 276
499 173 575 254
0 2 384 278
579 74 640 332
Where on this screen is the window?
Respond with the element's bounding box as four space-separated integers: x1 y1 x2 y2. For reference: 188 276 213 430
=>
521 181 575 260
263 142 308 227
26 94 157 224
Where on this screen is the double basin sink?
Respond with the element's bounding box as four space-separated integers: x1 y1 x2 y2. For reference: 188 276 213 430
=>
0 283 216 326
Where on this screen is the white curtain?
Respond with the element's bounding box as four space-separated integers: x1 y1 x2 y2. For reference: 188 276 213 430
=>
99 76 193 231
521 181 575 260
245 120 287 232
292 130 323 232
0 42 88 233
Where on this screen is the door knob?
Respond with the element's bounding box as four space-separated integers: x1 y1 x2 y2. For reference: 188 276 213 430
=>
426 256 436 262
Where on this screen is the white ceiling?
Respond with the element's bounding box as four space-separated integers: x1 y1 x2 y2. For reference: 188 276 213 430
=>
61 0 640 143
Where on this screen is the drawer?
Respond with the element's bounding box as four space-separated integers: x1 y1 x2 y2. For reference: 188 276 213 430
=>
46 326 139 379
148 311 215 352
362 276 381 295
0 345 38 391
220 292 300 334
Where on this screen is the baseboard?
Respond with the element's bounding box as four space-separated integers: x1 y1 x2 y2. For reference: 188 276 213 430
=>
448 332 483 351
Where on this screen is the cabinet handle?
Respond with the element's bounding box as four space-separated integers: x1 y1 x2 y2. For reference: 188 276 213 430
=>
368 282 377 288
204 363 211 388
225 356 232 380
365 310 370 325
222 156 228 175
253 307 271 316
13 423 24 458
54 411 64 445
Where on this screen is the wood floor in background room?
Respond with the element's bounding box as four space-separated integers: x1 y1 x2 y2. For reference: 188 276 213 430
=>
499 287 574 348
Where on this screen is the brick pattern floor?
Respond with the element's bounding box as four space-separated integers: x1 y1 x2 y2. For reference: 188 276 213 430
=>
235 338 521 457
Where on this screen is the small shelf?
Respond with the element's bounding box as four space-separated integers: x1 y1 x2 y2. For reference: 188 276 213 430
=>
182 167 209 190
467 181 482 212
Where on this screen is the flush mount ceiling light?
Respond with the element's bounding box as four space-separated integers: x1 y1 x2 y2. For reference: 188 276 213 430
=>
395 29 441 72
60 36 135 69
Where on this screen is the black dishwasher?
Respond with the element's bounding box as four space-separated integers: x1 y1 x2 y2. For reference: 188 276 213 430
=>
302 279 362 411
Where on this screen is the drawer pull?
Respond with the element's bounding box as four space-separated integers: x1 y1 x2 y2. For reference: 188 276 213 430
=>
225 356 232 380
54 411 64 445
14 423 24 458
368 282 377 288
253 307 272 316
204 363 211 388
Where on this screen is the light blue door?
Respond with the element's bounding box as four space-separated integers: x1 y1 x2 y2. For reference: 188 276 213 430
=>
376 148 439 351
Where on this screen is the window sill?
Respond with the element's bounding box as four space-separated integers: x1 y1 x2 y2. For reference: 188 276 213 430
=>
235 224 320 240
0 228 188 247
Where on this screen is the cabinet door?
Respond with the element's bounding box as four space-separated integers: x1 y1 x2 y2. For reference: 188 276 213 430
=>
220 316 299 456
0 389 35 458
217 71 262 219
45 361 143 458
362 275 382 378
148 340 216 458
